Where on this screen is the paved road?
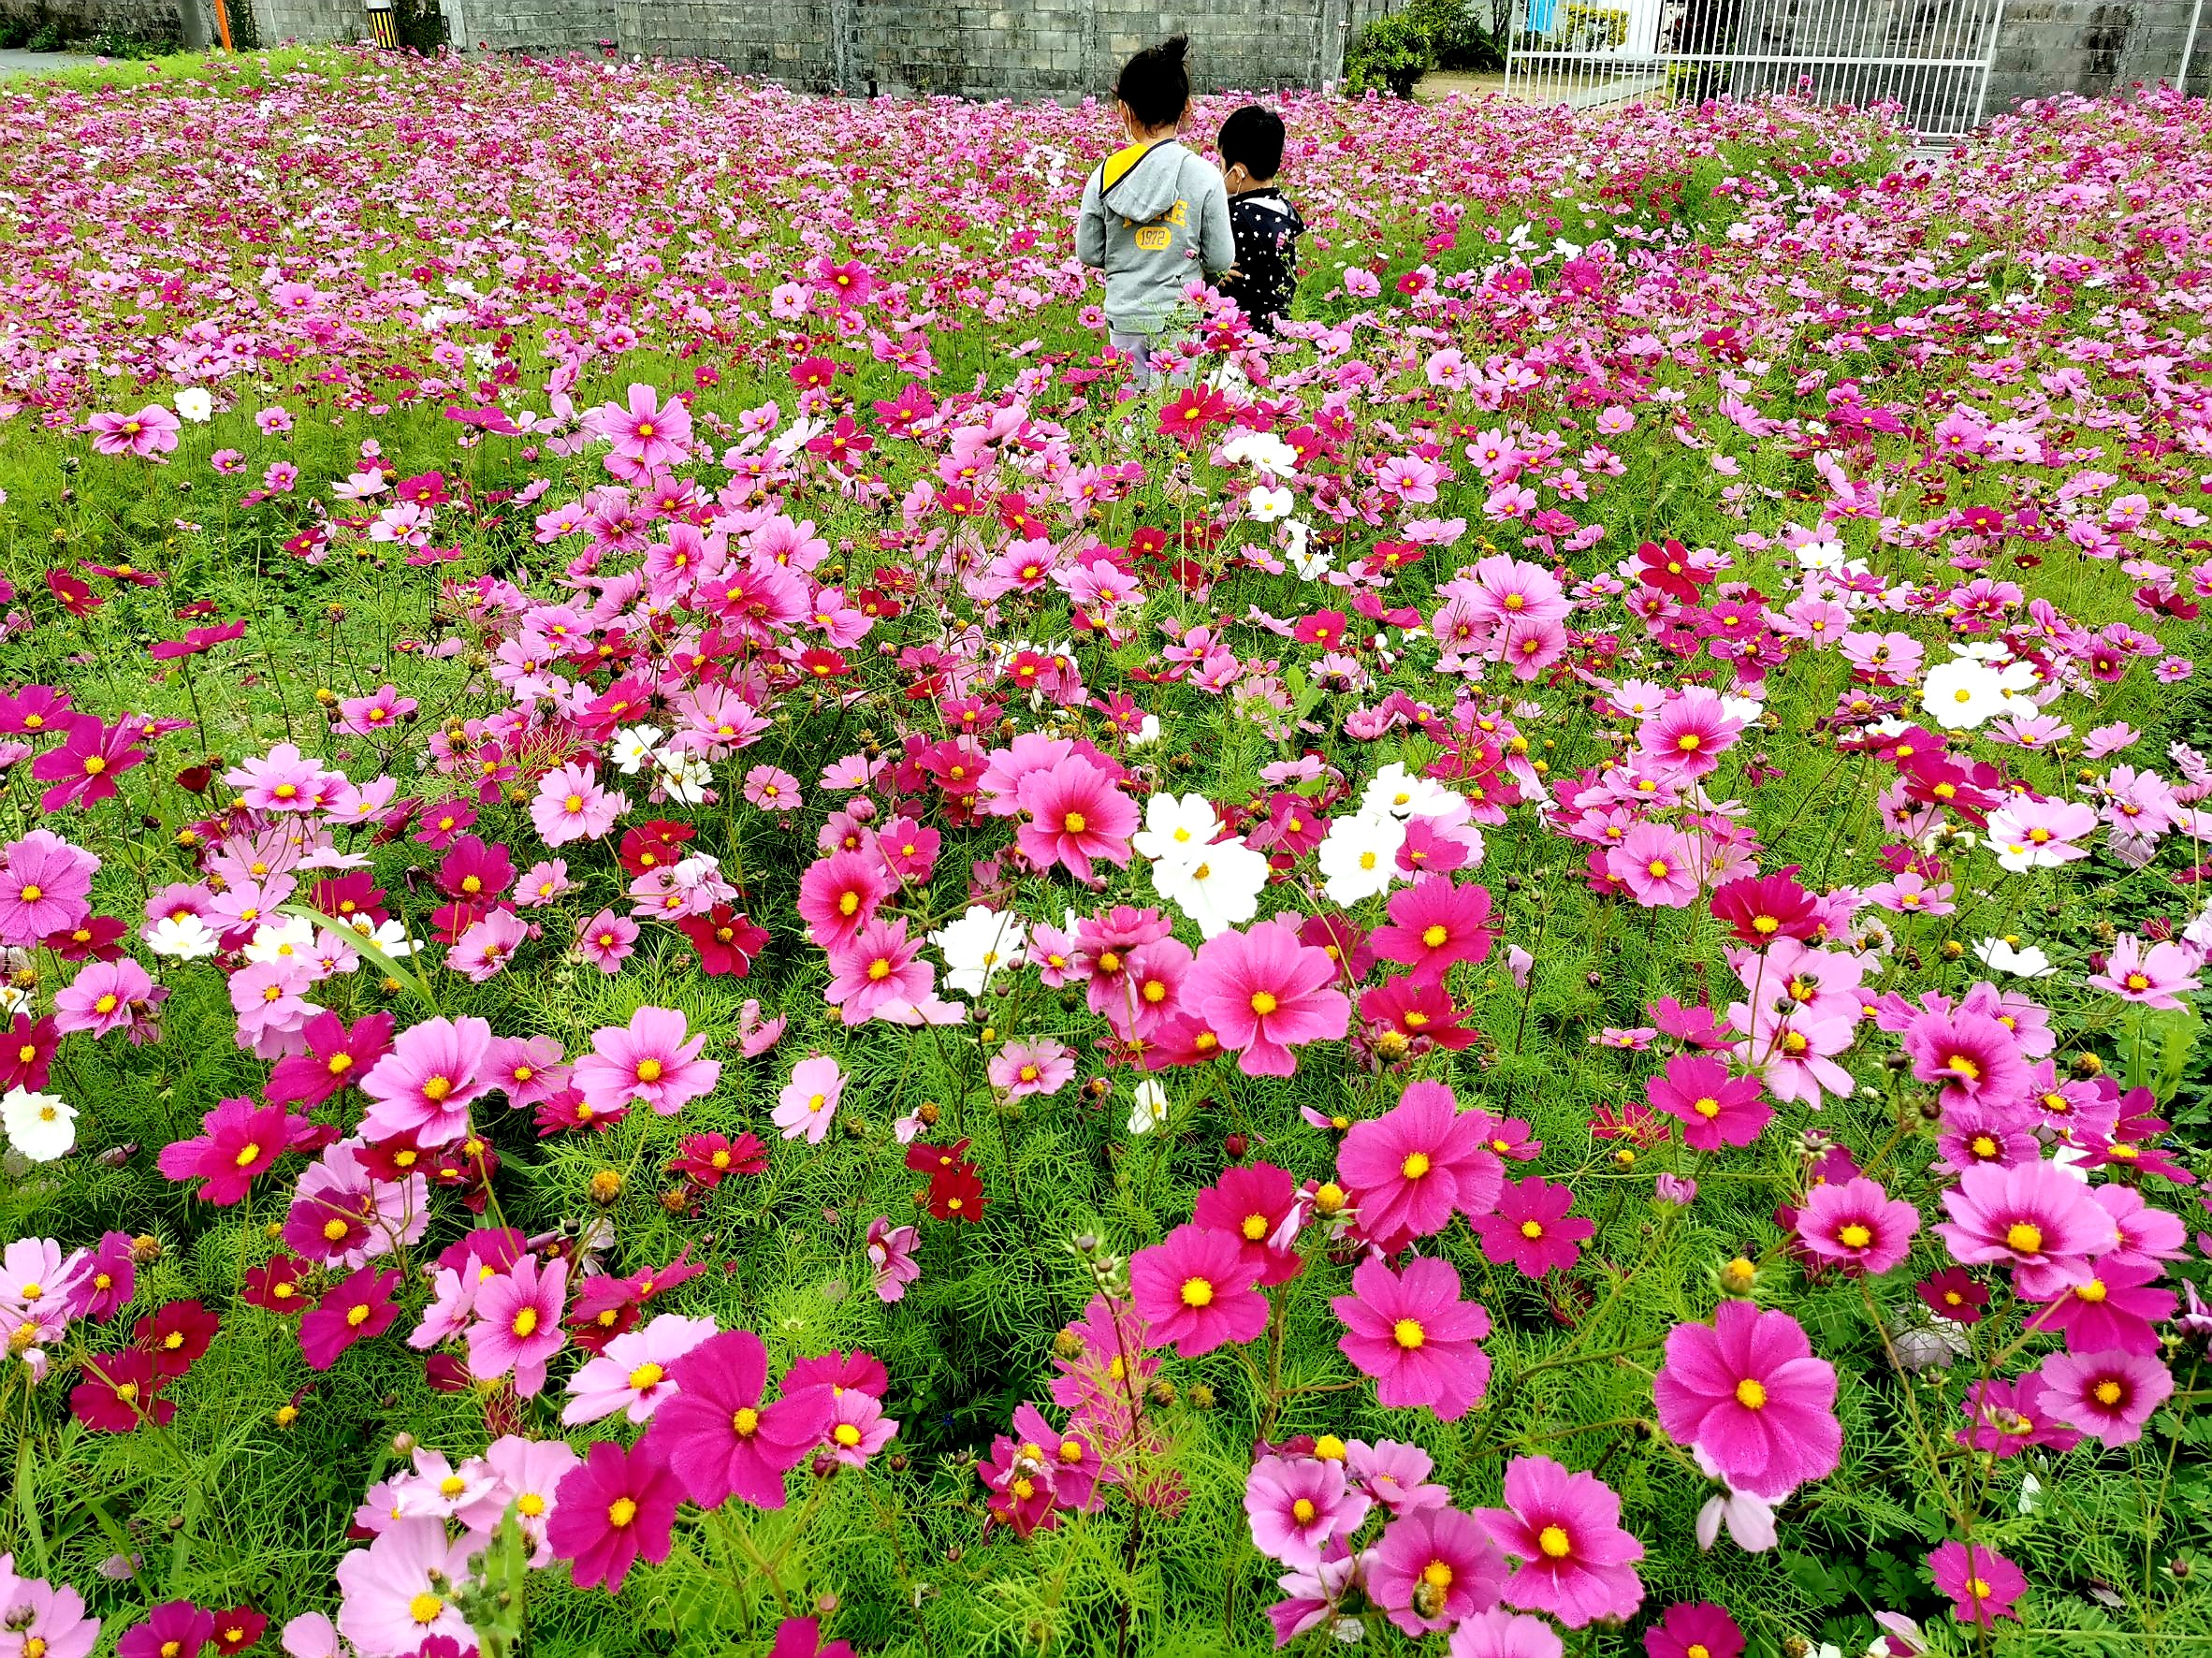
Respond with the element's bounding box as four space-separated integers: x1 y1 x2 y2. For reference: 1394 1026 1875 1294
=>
0 50 102 77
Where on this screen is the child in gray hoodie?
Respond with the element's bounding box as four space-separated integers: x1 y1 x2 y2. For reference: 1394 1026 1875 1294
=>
1074 35 1234 392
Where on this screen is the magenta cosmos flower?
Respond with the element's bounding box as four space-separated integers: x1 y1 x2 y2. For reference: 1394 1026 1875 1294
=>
1637 687 1741 779
1369 874 1494 982
1476 1454 1645 1628
1242 1452 1371 1565
547 1438 680 1593
1796 1176 1919 1275
464 1254 569 1396
1185 918 1350 1077
1652 1301 1841 1499
1128 1223 1267 1357
300 1266 401 1371
1642 1601 1743 1658
2036 1347 2174 1445
1472 1177 1593 1279
1934 1159 2109 1299
1367 1505 1508 1636
86 404 181 458
573 1006 720 1116
1336 1080 1503 1252
1332 1256 1492 1421
358 1014 494 1144
1644 1053 1770 1151
1928 1539 2027 1627
156 1096 305 1205
643 1330 831 1509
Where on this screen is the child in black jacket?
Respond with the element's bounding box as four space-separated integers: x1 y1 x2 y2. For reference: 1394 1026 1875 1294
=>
1215 105 1304 337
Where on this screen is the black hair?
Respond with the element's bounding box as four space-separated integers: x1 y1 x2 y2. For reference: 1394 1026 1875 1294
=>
1218 104 1285 181
1114 35 1191 131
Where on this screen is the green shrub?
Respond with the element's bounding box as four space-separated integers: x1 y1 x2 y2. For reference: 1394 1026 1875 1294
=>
1345 9 1434 97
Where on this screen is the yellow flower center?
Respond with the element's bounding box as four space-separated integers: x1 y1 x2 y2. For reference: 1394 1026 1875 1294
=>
1250 990 1278 1016
513 1307 538 1337
1838 1224 1871 1248
629 1362 664 1390
1180 1277 1215 1308
1735 1378 1768 1409
409 1593 444 1624
607 1496 638 1527
2005 1222 2044 1254
1393 1318 1425 1349
1538 1525 1572 1559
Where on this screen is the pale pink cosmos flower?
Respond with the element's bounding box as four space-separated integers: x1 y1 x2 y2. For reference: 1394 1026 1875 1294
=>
333 1518 476 1657
85 404 180 458
531 763 626 847
573 1006 720 1116
479 1434 580 1565
573 909 638 973
743 764 803 812
773 1054 846 1143
514 859 574 908
866 1217 920 1303
2088 935 2202 1010
448 909 529 982
987 1038 1074 1098
561 1312 717 1425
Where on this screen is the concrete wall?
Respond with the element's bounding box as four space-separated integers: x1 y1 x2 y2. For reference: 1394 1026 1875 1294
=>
251 0 358 42
1984 0 2210 111
447 0 612 51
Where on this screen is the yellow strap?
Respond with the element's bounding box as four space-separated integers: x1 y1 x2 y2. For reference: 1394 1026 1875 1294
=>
1099 140 1157 193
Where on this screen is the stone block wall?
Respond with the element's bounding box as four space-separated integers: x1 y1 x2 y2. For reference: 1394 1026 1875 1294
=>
445 0 613 51
0 0 182 44
1984 0 2209 111
250 0 359 41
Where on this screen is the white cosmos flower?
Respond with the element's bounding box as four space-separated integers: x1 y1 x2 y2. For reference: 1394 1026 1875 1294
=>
929 905 1028 998
244 915 319 967
174 386 213 424
1920 655 2035 731
355 916 420 958
1972 937 2055 978
1130 793 1223 867
1246 484 1293 523
654 749 714 806
608 725 666 775
1359 762 1456 822
1317 812 1406 905
1149 836 1269 939
145 913 221 960
1128 1078 1168 1137
1127 714 1163 749
1 1087 76 1162
1220 429 1297 476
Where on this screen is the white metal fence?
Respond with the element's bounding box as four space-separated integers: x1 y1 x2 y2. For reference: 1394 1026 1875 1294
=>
1504 0 2008 143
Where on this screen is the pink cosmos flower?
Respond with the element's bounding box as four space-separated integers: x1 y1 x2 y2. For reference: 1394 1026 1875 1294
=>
531 763 626 847
1472 1178 1593 1279
743 764 803 811
1336 1079 1504 1251
0 1574 98 1658
823 915 934 1025
1934 1159 2110 1299
1608 823 1698 908
333 683 416 736
987 1038 1075 1098
1128 1223 1268 1357
1367 1505 1508 1636
1369 875 1494 982
573 1006 720 1116
1186 919 1351 1078
465 1254 569 1396
1644 1053 1769 1151
643 1329 830 1508
795 850 894 951
823 1387 898 1465
1244 1453 1371 1565
572 909 637 974
53 958 165 1041
1900 1008 2030 1113
1652 1302 1841 1499
479 1435 579 1564
1332 1255 1492 1421
547 1437 680 1593
1449 1608 1564 1658
86 404 181 458
1476 1455 1645 1627
2036 1347 2173 1445
1637 687 1741 779
2026 1255 2175 1355
2088 934 2203 1009
866 1217 921 1303
1928 1540 2028 1628
358 1015 494 1145
1347 1437 1449 1515
34 716 148 813
449 909 529 982
1012 755 1137 881
1797 1176 1919 1275
0 830 98 948
586 382 693 473
774 1054 846 1142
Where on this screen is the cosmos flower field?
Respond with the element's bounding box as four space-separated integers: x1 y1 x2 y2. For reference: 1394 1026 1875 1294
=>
0 42 2209 1658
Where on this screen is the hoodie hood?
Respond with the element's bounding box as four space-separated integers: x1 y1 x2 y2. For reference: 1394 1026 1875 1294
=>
1097 140 1191 223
